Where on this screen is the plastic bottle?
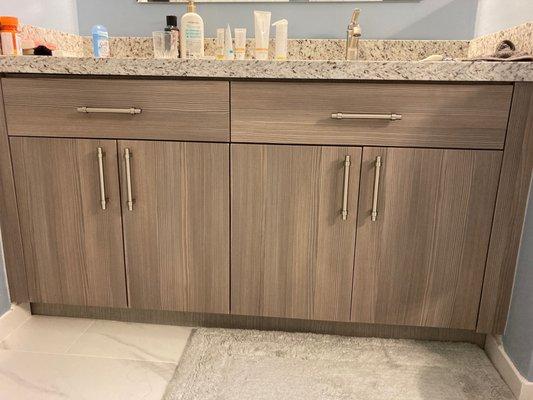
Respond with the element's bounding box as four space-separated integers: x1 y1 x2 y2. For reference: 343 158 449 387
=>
180 1 204 59
272 19 288 61
92 25 110 58
0 16 22 56
165 15 180 58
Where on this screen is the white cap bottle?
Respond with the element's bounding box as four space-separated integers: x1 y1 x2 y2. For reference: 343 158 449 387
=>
180 1 204 59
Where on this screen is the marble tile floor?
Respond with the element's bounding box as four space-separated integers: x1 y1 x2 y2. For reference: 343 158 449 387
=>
0 305 192 400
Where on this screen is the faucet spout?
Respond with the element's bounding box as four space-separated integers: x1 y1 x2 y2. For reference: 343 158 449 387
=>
346 8 362 61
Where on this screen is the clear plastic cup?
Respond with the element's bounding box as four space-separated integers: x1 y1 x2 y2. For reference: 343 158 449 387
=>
152 31 179 59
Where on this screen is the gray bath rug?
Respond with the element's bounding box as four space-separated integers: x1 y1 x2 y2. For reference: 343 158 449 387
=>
164 328 513 400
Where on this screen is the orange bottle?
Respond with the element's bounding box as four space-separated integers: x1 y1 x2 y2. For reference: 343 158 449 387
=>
0 16 21 56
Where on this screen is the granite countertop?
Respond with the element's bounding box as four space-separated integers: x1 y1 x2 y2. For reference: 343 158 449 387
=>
1 55 532 82
2 22 532 82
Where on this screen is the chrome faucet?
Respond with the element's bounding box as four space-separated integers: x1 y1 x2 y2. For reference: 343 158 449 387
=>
346 9 362 61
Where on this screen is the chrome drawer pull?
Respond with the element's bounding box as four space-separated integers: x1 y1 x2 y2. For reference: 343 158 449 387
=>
371 156 382 222
331 112 402 121
97 147 107 210
77 107 142 115
341 155 352 221
124 148 134 211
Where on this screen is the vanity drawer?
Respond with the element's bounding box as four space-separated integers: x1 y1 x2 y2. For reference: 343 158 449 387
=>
2 78 229 142
231 82 513 149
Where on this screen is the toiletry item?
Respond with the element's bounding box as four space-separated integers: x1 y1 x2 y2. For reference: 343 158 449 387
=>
272 19 288 61
180 1 204 59
34 45 53 56
216 28 225 60
224 25 234 60
254 11 271 60
234 28 246 60
0 16 21 56
153 31 179 59
165 15 180 57
91 25 110 58
21 39 36 55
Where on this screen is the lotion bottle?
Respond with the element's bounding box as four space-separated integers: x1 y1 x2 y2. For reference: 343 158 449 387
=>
180 1 204 59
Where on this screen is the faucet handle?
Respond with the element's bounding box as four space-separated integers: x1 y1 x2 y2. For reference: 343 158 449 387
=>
349 9 361 27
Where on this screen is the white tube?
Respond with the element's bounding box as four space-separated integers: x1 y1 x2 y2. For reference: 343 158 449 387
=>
216 28 225 60
272 19 288 61
224 24 234 60
254 11 271 60
234 28 246 60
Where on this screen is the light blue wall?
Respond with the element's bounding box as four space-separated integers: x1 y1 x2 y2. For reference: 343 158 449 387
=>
0 0 79 34
475 0 533 35
76 0 479 39
503 184 533 381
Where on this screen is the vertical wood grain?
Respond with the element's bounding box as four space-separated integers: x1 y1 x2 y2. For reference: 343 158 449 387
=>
477 83 533 334
0 81 28 302
10 137 127 307
352 147 502 330
231 144 361 322
119 141 230 314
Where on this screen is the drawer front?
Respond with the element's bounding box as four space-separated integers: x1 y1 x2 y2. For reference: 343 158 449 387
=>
231 82 513 149
2 78 229 142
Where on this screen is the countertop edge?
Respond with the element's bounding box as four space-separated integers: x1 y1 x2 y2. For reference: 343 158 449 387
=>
1 56 532 82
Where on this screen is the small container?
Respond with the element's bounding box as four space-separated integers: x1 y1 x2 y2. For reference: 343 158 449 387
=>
153 31 179 59
92 25 110 58
234 28 246 60
272 19 288 61
0 16 22 56
224 25 234 60
216 28 225 60
165 15 180 58
254 11 271 60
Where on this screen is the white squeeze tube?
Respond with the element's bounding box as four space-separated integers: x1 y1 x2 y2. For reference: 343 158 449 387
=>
224 24 235 60
216 28 225 60
234 28 247 60
254 11 271 60
272 19 288 61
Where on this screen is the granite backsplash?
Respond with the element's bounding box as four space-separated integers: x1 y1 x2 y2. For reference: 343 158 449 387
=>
15 21 532 62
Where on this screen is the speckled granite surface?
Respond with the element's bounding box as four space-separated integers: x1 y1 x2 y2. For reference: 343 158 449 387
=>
468 22 533 58
1 56 531 82
84 37 469 61
20 25 85 57
3 22 530 82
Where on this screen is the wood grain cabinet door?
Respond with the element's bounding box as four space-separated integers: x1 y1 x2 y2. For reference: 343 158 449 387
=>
352 147 502 329
119 141 230 314
10 137 127 307
231 144 362 322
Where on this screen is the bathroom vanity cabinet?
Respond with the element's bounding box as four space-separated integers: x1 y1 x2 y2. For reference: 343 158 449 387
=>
0 76 531 338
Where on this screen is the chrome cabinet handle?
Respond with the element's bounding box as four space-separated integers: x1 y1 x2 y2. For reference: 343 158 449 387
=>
97 147 107 210
371 156 382 222
77 107 142 115
331 113 402 121
341 155 351 220
124 148 134 211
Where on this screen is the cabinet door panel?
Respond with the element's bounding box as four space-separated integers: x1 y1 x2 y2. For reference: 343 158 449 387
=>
119 141 229 313
352 147 502 329
10 137 127 307
231 144 361 321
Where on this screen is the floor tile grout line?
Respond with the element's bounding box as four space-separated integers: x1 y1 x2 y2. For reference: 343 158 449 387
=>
64 319 95 354
0 347 179 365
0 311 33 344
